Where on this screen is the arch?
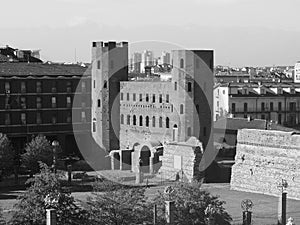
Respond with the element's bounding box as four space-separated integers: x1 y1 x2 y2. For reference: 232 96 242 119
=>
152 116 156 127
166 117 170 128
139 115 143 126
145 116 149 127
133 115 136 125
173 124 178 141
180 58 184 68
140 145 151 173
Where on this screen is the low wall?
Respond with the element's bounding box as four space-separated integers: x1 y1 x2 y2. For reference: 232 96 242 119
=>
230 129 300 199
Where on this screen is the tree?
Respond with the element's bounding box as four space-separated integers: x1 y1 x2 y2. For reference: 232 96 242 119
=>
21 135 53 174
152 182 232 225
84 182 153 225
9 163 88 225
0 207 6 225
0 133 14 178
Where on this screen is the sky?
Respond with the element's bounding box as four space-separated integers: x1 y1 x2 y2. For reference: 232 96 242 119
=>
0 0 299 66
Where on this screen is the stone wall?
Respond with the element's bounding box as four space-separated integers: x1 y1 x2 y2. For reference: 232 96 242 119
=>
231 129 300 200
158 137 203 182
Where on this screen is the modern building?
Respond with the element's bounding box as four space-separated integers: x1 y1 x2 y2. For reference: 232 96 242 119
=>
0 62 91 157
214 82 300 128
140 50 154 73
159 51 171 65
91 41 214 174
129 52 142 73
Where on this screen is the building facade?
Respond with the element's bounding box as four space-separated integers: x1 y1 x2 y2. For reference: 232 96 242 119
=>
0 62 91 157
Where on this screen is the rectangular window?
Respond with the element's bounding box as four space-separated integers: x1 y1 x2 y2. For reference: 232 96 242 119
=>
67 81 72 93
52 115 57 124
5 113 10 125
5 82 10 91
261 114 265 120
21 113 26 125
51 81 57 93
174 82 177 91
152 94 155 103
244 103 247 112
97 60 101 69
52 97 56 108
188 82 192 92
121 93 124 100
166 94 169 103
36 112 42 124
278 114 282 124
67 113 72 123
81 111 86 122
67 96 72 107
93 80 96 89
97 99 101 107
278 102 282 111
93 121 96 132
36 97 42 109
146 94 149 102
36 81 42 93
21 81 26 93
139 94 143 102
127 93 130 101
159 94 162 103
133 93 136 102
20 97 26 109
261 102 265 112
231 103 236 113
270 102 273 111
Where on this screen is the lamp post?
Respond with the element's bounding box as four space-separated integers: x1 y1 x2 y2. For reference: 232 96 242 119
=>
52 141 59 174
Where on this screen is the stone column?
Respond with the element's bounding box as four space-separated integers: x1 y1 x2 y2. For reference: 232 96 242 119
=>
46 209 57 225
135 165 143 184
149 157 154 174
165 201 175 224
278 193 287 225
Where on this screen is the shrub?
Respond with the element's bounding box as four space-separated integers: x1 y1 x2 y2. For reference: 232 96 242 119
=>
9 163 89 225
0 133 14 178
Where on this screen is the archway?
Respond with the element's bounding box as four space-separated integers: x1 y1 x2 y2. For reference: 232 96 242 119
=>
140 145 151 173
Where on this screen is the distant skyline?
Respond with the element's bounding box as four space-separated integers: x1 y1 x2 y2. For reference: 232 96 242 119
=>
0 0 299 66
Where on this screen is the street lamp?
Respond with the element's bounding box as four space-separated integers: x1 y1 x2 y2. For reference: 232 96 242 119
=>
52 140 59 174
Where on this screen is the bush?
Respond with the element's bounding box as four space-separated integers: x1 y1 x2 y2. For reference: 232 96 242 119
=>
0 133 14 178
9 163 89 225
21 135 54 174
152 182 232 225
84 186 152 225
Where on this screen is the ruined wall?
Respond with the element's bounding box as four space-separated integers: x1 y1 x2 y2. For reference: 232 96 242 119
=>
158 137 203 182
231 129 300 200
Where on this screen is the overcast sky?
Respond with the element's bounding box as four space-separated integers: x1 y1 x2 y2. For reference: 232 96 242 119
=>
0 0 299 66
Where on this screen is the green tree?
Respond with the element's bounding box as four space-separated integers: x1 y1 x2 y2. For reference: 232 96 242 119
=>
10 163 88 225
84 182 152 225
152 182 232 225
21 135 53 174
0 133 14 178
0 207 6 225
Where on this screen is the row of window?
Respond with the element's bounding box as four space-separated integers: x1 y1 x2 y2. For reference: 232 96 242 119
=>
120 114 170 128
121 93 170 103
4 111 87 125
231 102 296 112
4 81 86 93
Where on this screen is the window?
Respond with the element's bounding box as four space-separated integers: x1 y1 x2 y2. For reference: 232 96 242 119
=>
67 113 72 123
93 80 96 89
66 81 72 93
67 97 72 107
139 94 143 102
159 94 162 103
21 113 26 125
152 116 156 127
97 99 101 107
36 112 42 124
133 115 136 125
261 114 265 120
180 104 184 114
261 102 265 112
52 114 57 124
121 93 124 100
152 94 155 103
187 127 191 136
52 81 57 93
21 81 26 93
36 97 42 109
188 82 192 92
278 114 282 124
81 111 86 122
244 103 247 112
174 82 177 91
20 97 26 109
166 94 169 103
166 117 170 128
97 60 101 69
5 82 10 92
51 97 56 108
159 117 163 128
92 118 96 132
127 93 130 101
146 94 149 102
231 103 236 113
5 113 10 125
270 102 273 111
36 81 42 93
146 116 149 127
103 80 107 89
180 58 184 68
81 81 86 92
278 102 282 111
139 116 143 126
121 114 124 124
127 115 130 125
133 93 136 102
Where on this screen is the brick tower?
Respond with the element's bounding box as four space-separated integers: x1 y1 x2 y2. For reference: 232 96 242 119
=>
91 41 128 151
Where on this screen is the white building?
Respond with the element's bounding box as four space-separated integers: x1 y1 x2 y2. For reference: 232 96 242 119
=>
294 61 300 83
140 50 154 73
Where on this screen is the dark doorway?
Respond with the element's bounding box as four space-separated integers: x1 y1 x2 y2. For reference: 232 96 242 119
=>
140 146 151 173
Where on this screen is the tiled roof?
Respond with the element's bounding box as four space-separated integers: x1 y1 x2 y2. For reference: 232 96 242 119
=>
214 117 267 130
0 62 91 76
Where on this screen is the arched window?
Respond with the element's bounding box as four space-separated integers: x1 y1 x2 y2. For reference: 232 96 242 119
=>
146 116 149 127
127 115 130 125
133 115 137 125
152 94 155 103
180 58 184 68
166 117 170 128
92 118 96 132
152 116 156 127
139 115 143 126
159 117 163 128
174 82 177 91
180 104 184 114
120 114 124 124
